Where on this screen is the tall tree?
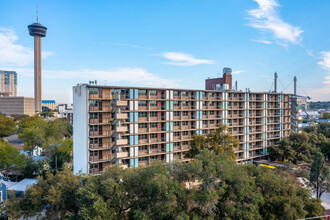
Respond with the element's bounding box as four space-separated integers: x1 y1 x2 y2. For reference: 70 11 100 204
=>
186 124 238 159
0 142 26 174
18 166 80 219
310 152 330 199
0 115 15 138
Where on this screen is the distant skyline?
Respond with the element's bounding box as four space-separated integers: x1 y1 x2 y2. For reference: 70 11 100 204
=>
0 0 329 102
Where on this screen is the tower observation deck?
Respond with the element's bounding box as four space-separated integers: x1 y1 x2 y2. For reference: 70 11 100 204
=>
28 22 47 113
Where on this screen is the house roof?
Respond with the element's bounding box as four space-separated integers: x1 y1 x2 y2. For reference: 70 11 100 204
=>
3 181 18 188
3 134 23 145
7 178 38 192
12 145 25 150
300 111 321 116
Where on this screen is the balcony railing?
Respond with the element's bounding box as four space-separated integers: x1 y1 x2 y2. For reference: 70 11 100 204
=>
116 151 128 158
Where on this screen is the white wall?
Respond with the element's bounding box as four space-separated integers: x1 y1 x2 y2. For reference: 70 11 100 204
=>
73 84 89 175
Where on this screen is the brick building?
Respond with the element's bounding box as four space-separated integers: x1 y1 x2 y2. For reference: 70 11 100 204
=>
205 68 232 90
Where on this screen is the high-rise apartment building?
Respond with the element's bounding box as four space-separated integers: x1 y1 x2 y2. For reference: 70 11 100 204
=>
73 84 291 175
0 71 17 97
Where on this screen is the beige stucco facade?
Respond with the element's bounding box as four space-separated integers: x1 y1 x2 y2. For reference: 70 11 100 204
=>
0 97 35 116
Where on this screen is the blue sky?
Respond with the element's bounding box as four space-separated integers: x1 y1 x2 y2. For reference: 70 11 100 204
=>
0 0 329 102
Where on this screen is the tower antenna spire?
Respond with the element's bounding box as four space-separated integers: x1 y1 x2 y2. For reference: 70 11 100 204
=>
37 4 38 23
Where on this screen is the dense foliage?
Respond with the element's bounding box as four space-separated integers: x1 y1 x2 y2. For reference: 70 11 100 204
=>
1 150 324 219
0 115 15 138
310 152 330 199
0 142 26 173
268 130 329 164
186 124 238 159
309 101 330 110
17 116 73 151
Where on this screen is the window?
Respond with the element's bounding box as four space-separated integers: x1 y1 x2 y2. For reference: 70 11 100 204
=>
209 101 214 106
90 138 99 144
139 146 147 150
150 90 157 96
89 87 98 95
138 123 147 129
138 101 147 106
209 92 214 97
203 120 207 125
174 142 180 147
90 151 98 157
182 121 188 126
210 120 215 124
183 131 189 136
182 141 188 145
173 91 179 96
89 112 98 119
182 111 188 116
89 125 98 132
90 164 99 169
202 111 207 116
150 101 157 106
139 134 148 140
173 121 180 127
139 112 147 118
182 101 188 106
150 144 158 149
174 132 180 137
150 133 157 139
202 101 206 106
139 157 148 161
210 110 214 115
174 111 180 117
150 112 158 117
89 100 98 107
182 91 188 96
138 89 147 96
150 122 157 128
173 101 179 106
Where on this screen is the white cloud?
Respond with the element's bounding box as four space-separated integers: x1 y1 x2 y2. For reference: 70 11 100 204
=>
307 51 330 101
247 0 303 47
232 70 245 74
306 49 314 57
1 66 182 88
252 39 273 44
160 52 215 66
318 51 330 71
0 27 53 67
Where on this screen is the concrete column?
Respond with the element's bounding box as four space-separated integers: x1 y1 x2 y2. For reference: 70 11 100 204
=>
34 36 42 113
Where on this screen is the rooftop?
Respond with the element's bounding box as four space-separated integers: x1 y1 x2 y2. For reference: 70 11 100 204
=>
77 84 293 96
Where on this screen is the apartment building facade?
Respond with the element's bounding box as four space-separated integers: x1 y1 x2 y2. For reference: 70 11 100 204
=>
0 71 17 97
73 84 291 175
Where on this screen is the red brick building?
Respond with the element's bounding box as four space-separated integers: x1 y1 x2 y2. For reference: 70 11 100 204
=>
205 67 232 90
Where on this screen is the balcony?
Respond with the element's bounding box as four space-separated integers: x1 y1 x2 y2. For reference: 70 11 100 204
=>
149 138 166 143
115 126 128 132
149 148 166 154
115 113 128 120
89 155 112 162
116 151 128 158
116 100 128 106
116 139 128 145
149 127 163 132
